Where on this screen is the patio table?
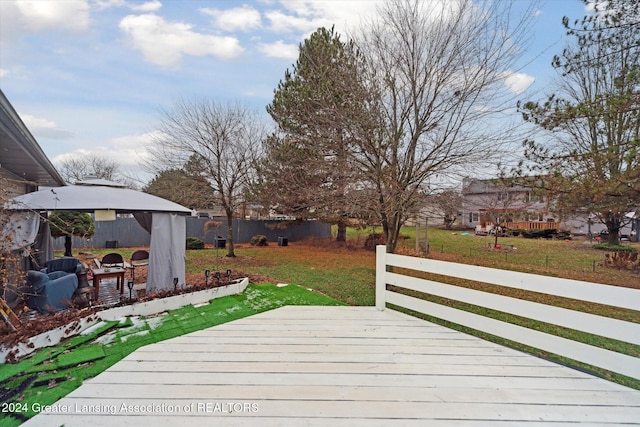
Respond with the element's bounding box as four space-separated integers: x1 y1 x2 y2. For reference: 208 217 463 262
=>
91 267 126 299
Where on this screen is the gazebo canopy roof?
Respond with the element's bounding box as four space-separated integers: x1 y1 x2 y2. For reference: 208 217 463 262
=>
6 179 192 214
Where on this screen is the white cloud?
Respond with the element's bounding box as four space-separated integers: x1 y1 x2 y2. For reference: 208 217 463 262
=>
110 131 158 151
52 131 160 170
0 0 90 38
0 69 7 78
264 10 327 34
265 1 384 34
107 131 160 166
93 0 127 10
259 40 298 59
130 1 162 12
201 5 262 32
501 71 535 94
93 0 161 12
19 113 75 140
20 114 56 129
119 14 244 67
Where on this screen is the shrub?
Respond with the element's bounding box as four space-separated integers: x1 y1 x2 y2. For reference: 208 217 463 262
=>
520 229 557 239
507 229 522 237
186 237 205 250
364 233 385 251
554 230 572 240
593 243 638 253
250 235 268 246
603 251 639 272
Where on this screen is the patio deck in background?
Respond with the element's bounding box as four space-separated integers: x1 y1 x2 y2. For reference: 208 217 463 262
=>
23 306 640 426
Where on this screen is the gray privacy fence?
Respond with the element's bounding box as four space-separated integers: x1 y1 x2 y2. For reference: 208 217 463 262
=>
54 217 331 250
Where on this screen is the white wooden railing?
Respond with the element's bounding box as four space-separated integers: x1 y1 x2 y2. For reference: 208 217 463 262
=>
375 245 640 380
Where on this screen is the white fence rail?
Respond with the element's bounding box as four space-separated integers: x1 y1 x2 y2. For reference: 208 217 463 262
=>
375 245 640 380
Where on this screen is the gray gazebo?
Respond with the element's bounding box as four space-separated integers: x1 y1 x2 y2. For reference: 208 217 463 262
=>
5 179 192 292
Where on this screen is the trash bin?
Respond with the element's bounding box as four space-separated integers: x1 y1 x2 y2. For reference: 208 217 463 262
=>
278 237 288 247
214 238 226 248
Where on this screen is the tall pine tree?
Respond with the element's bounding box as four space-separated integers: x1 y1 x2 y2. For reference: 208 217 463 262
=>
519 0 639 245
260 27 371 242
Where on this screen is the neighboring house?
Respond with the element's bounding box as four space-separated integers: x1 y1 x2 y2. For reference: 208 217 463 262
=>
408 198 451 228
0 89 65 196
461 177 557 232
195 203 267 220
461 177 636 238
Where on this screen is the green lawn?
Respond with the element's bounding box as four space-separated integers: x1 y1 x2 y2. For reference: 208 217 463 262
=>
339 225 639 286
186 243 375 306
75 226 639 291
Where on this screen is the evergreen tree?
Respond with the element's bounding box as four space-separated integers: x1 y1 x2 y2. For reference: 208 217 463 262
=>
261 26 371 242
519 0 639 245
49 211 95 256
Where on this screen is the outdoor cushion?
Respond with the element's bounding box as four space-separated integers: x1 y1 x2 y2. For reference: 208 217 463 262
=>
26 270 78 313
44 257 82 274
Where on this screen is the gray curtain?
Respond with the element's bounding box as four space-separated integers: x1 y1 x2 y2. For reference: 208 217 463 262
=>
133 212 153 233
31 220 54 269
146 213 186 292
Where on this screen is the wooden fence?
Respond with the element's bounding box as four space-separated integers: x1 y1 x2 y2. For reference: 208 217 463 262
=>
375 246 640 380
503 221 560 230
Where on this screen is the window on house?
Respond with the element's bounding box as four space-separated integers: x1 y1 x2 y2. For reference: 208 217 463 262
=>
497 192 512 202
527 191 542 203
469 212 479 223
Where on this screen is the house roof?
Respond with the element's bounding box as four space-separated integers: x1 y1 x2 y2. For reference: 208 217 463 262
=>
462 177 531 195
0 89 65 187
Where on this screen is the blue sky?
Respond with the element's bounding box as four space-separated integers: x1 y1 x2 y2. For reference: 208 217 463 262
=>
0 0 587 183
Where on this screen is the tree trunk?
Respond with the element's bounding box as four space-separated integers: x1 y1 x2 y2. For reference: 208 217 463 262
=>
606 224 621 246
64 236 72 257
603 214 622 246
384 214 402 254
225 210 236 258
336 220 347 242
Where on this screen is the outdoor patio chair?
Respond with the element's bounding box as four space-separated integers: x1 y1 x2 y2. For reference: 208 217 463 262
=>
44 257 83 274
129 250 149 283
101 253 126 291
26 270 78 313
101 253 125 268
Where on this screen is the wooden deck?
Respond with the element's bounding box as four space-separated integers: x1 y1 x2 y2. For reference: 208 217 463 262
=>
24 306 640 426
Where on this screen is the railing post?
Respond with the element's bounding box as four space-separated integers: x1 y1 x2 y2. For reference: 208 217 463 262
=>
376 245 387 311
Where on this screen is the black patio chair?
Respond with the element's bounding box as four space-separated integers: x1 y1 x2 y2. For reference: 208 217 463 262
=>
101 253 126 291
129 250 149 283
101 252 125 268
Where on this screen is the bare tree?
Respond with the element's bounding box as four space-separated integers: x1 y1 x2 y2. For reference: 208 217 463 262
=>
147 99 265 257
1 177 29 312
355 0 535 252
58 154 120 184
428 190 463 229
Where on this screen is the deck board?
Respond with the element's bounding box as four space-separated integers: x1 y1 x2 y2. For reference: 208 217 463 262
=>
23 306 640 426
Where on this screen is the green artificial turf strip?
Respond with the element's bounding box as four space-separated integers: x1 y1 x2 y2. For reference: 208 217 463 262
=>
0 322 120 382
0 283 343 425
153 327 186 341
56 345 106 368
